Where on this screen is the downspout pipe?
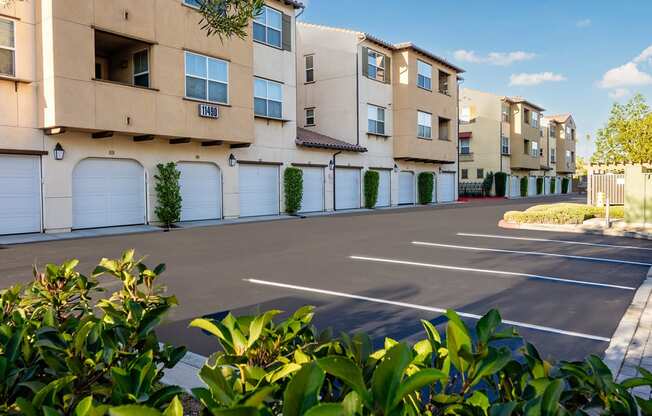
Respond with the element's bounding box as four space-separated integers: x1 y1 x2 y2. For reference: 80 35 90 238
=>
456 77 463 201
332 151 342 211
355 34 367 146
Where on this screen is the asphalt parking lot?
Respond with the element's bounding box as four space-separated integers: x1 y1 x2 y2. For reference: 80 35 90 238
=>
1 194 650 361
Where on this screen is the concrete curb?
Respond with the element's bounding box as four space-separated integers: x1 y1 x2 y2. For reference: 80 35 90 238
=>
498 220 652 240
161 350 208 392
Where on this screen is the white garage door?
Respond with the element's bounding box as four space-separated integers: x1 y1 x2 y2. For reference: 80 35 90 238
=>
528 176 537 196
178 162 221 221
437 172 455 203
73 158 145 229
398 171 415 205
510 176 520 198
375 169 391 207
300 166 324 213
239 164 279 217
335 168 360 210
544 177 551 194
0 155 41 235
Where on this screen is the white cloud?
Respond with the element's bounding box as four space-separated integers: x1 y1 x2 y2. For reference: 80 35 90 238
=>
608 88 631 99
599 62 652 88
634 45 652 64
453 49 536 66
509 72 567 86
576 18 591 28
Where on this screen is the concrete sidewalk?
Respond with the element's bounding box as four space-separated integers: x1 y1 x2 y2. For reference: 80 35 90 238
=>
500 219 652 240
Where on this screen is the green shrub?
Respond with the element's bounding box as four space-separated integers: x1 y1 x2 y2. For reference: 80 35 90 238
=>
536 177 544 194
155 163 182 228
494 172 507 197
481 171 494 196
520 176 528 197
284 167 303 214
504 203 625 224
189 306 652 415
417 172 434 204
0 250 186 414
550 178 557 194
363 170 380 208
562 177 570 193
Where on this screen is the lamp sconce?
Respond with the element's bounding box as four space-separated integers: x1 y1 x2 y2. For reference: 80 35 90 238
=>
228 153 237 167
393 163 399 173
53 143 65 161
328 159 335 171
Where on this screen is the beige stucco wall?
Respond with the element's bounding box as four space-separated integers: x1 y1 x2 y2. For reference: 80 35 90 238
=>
556 117 576 174
508 102 541 171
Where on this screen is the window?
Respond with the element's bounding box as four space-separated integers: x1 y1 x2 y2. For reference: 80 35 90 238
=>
571 151 575 162
531 111 539 128
367 104 385 135
523 108 531 125
438 71 449 94
460 106 471 123
438 117 450 140
461 169 468 179
253 6 282 48
183 0 201 7
550 148 556 163
305 54 314 83
133 49 149 87
417 111 432 139
501 136 510 155
254 77 283 118
0 18 15 76
523 139 530 155
185 52 229 104
417 60 432 90
367 49 386 82
531 141 539 158
549 125 556 138
501 103 510 122
460 138 470 154
565 150 572 165
566 126 571 138
477 168 484 179
305 108 315 126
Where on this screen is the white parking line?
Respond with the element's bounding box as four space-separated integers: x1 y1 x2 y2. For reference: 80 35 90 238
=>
412 241 652 267
457 233 652 251
349 255 635 290
245 278 610 342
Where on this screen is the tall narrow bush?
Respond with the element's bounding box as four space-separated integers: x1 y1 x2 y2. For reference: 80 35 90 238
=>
284 167 303 214
418 172 434 204
155 162 182 228
551 178 557 194
520 176 528 197
494 172 507 197
536 177 544 194
482 171 494 196
364 170 380 208
562 177 570 194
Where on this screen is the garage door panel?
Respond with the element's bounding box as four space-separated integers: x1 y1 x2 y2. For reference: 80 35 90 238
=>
375 170 390 207
399 172 415 205
239 165 279 217
0 155 42 235
179 163 221 222
437 173 455 203
335 168 360 210
300 167 324 213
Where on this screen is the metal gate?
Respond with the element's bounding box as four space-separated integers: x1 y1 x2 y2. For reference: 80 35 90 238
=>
588 174 625 205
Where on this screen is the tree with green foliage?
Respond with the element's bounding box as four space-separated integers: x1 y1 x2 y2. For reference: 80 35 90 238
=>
284 167 303 214
481 171 494 196
536 177 544 195
562 177 570 194
575 155 588 177
155 163 182 229
520 177 528 197
550 178 557 194
494 172 507 197
363 170 380 208
196 0 265 39
417 172 434 204
592 93 652 164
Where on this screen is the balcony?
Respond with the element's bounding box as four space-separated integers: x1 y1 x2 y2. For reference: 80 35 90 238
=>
94 29 153 90
459 152 474 162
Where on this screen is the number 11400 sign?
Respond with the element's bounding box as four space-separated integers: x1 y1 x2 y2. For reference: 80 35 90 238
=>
198 103 219 119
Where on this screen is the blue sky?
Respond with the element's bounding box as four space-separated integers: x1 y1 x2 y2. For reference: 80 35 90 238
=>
299 0 652 158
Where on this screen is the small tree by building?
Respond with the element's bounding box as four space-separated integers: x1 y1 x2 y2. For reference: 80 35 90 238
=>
520 177 528 197
364 170 380 208
417 172 434 204
155 163 182 229
481 171 494 196
536 177 544 195
494 172 508 197
284 167 303 214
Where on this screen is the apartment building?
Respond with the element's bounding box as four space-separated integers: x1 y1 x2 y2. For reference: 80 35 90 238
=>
459 88 575 197
542 113 576 183
297 23 463 207
0 0 305 235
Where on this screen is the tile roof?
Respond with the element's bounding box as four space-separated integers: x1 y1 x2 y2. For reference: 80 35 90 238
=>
296 128 367 152
504 96 546 112
544 114 572 123
393 42 465 73
280 0 305 8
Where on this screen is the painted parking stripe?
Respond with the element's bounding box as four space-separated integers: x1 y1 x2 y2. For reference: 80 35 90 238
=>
457 233 652 251
349 255 635 290
245 278 610 342
412 241 652 267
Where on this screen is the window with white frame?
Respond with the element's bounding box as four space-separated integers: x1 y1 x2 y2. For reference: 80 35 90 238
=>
501 136 510 154
185 51 228 104
531 111 539 128
367 49 386 82
531 141 539 157
254 77 282 118
550 148 556 163
549 125 556 137
305 54 314 83
417 111 432 139
305 108 315 126
253 6 282 48
501 103 510 122
367 104 385 135
0 18 15 77
460 138 470 155
133 49 149 87
565 150 572 164
417 60 432 90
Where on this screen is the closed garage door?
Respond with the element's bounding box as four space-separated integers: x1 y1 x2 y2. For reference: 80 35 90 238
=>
300 166 324 213
375 169 391 207
528 176 537 196
399 171 415 205
544 177 551 194
239 164 279 217
510 176 520 197
0 155 41 235
178 162 221 221
335 168 360 210
437 172 455 203
73 158 146 229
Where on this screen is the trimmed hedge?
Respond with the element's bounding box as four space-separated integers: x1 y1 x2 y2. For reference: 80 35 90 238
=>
363 170 380 208
536 177 544 195
550 178 557 194
417 172 434 204
494 172 507 197
520 176 528 197
504 203 625 224
481 171 494 196
284 167 303 214
562 177 570 194
155 162 182 228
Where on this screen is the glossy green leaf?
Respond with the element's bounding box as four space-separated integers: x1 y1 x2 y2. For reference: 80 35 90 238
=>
392 368 447 408
304 403 346 416
283 362 326 416
371 343 412 414
445 310 472 373
476 309 501 346
74 396 94 416
189 318 234 350
108 405 162 416
162 396 184 416
317 356 371 406
247 309 281 349
199 363 235 405
540 379 564 415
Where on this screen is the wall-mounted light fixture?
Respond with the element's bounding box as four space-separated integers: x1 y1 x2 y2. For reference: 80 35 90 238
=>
328 159 335 171
393 163 399 173
53 143 65 160
228 153 237 167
